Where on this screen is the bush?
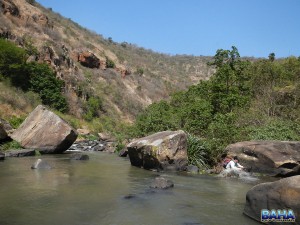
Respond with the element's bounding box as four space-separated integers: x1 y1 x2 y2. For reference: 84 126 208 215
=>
105 57 115 68
187 134 209 169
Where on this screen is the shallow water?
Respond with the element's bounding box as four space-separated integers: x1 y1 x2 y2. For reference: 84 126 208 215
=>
0 152 262 225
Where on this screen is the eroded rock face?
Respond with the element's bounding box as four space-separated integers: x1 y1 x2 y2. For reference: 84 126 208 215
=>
11 105 77 154
1 0 20 17
244 175 300 224
127 130 188 171
226 141 300 177
0 119 13 141
78 51 100 68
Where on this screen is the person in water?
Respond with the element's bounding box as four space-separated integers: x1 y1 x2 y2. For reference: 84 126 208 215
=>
226 156 244 170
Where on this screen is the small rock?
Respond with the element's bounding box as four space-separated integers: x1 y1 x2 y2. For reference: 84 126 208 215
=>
118 148 128 157
70 153 89 160
93 144 105 151
187 165 199 174
123 194 136 199
31 159 51 169
150 177 174 189
0 152 5 160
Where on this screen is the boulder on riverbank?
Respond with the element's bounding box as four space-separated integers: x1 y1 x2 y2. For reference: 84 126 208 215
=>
244 175 300 224
226 141 300 177
127 130 188 171
11 105 78 154
4 149 36 157
0 119 13 141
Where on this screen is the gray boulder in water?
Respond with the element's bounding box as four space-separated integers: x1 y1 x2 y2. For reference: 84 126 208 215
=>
244 175 300 224
31 159 51 169
11 105 78 154
150 177 174 189
127 130 188 171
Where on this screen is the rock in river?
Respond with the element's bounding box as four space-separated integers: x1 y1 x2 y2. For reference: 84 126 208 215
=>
11 105 78 154
127 130 188 171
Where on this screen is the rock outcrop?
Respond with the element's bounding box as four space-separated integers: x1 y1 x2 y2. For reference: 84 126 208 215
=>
0 119 13 141
226 141 300 177
244 175 300 224
11 105 77 154
78 51 100 68
127 130 188 171
1 0 20 17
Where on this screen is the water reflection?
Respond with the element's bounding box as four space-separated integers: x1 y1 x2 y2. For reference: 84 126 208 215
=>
0 153 261 225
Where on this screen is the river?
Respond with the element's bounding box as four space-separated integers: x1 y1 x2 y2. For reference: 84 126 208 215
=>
0 152 262 225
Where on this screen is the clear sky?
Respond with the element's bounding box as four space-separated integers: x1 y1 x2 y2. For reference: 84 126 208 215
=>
36 0 300 58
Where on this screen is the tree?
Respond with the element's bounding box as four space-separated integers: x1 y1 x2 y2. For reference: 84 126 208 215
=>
268 52 275 62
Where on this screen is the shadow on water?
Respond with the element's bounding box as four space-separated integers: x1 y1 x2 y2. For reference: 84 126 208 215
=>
0 153 263 225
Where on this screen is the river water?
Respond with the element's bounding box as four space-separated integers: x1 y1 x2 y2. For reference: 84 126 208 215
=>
0 152 262 225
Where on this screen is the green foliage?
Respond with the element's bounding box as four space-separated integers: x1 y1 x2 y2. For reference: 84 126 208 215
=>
187 134 209 169
83 96 103 121
105 57 115 68
136 67 144 75
0 39 68 112
8 116 25 129
248 120 300 141
0 140 22 151
131 46 300 166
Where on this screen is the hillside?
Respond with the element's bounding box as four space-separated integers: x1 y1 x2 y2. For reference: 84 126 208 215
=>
0 0 214 125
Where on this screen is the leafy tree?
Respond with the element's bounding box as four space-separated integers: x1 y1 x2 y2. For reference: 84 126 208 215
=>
268 52 275 62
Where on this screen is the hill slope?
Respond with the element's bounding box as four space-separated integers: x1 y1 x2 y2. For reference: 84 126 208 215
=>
0 0 214 123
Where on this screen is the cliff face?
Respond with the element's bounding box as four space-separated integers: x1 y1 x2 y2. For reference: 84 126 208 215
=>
0 0 214 121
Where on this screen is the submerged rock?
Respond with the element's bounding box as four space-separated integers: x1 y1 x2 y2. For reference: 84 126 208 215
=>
70 153 89 160
31 159 51 169
127 130 188 171
150 177 174 189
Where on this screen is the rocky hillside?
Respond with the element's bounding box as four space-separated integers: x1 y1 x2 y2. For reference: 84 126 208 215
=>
0 0 214 122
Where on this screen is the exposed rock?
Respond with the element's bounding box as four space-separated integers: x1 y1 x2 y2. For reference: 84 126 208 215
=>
0 152 5 160
116 66 131 78
226 141 300 177
1 0 20 17
5 149 36 157
150 177 174 189
118 148 128 157
70 153 89 160
11 105 78 154
31 159 51 169
77 128 90 136
187 165 199 174
78 51 100 68
244 175 300 224
31 13 53 28
98 132 115 142
0 119 13 141
127 130 188 171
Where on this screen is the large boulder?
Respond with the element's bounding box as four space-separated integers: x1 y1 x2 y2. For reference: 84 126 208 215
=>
226 141 300 177
244 176 300 224
11 105 77 154
127 130 188 171
0 119 13 141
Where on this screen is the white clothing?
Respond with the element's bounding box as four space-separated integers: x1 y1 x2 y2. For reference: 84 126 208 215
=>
226 160 243 169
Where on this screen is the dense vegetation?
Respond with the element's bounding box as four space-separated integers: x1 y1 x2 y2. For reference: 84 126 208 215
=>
0 38 68 112
130 47 300 166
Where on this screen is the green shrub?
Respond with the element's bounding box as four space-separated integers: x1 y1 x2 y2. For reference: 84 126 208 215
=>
105 57 115 68
8 116 26 129
187 134 209 169
0 140 22 151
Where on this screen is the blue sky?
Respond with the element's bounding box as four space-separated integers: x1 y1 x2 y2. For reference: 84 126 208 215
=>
36 0 300 58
